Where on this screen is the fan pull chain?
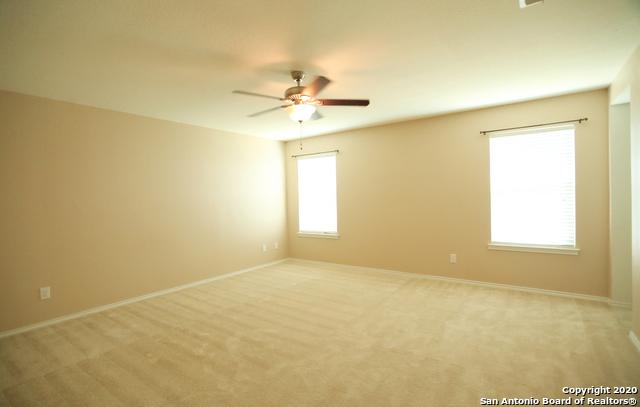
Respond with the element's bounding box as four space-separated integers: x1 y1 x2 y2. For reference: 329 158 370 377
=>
298 120 303 151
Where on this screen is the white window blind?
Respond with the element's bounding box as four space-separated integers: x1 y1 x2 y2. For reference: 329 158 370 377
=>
489 125 576 247
297 152 337 235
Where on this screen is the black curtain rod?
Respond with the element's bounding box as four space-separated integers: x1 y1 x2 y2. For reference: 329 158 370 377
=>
291 149 339 158
480 118 588 135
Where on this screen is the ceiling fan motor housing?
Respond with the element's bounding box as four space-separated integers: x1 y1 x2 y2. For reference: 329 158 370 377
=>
285 86 306 100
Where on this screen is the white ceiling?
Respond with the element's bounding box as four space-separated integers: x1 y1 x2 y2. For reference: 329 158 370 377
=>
1 0 639 140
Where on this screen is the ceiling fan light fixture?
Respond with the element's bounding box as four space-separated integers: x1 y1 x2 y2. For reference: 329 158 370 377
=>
286 104 316 122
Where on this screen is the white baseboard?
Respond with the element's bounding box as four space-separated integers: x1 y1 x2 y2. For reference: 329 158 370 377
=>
0 258 290 339
289 258 618 305
2 256 626 339
630 331 640 353
609 300 633 308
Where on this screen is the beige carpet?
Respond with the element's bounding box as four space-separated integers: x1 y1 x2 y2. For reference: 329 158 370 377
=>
1 259 638 406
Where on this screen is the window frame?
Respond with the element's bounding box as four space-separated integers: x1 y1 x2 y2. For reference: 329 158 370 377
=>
296 151 339 239
487 124 579 255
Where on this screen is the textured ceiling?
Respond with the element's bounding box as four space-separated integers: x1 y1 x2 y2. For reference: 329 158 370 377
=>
1 0 639 140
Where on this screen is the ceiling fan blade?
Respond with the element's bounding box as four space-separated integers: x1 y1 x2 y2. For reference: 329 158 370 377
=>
233 90 284 101
247 105 287 117
318 99 370 106
302 76 331 97
309 111 323 121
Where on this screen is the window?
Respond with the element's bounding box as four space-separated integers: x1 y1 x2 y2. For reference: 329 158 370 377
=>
489 125 577 253
297 152 338 237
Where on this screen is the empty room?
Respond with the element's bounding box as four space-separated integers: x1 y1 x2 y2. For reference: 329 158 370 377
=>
1 0 639 406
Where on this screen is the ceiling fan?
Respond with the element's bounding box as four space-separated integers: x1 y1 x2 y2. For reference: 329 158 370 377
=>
233 71 370 122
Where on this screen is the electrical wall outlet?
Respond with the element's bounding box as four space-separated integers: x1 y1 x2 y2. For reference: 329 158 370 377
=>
274 242 279 249
40 286 51 300
449 254 457 264
262 243 267 252
519 0 543 8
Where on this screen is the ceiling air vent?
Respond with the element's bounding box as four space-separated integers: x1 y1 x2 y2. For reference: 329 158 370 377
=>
519 0 543 8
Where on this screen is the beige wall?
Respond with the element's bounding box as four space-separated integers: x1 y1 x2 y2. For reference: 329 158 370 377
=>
0 91 288 332
609 103 632 304
0 86 618 332
610 46 640 339
286 89 610 297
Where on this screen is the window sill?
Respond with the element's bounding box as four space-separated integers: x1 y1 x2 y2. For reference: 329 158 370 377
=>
488 243 580 255
298 232 340 239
